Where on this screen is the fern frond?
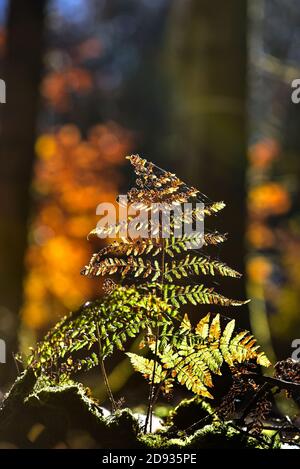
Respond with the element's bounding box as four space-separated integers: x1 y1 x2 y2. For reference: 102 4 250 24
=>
164 232 227 254
126 353 166 383
85 232 226 270
83 251 241 282
163 254 241 280
169 205 224 232
83 239 161 275
204 201 226 216
89 237 162 259
87 216 150 239
87 203 225 241
129 313 270 399
126 154 198 204
162 284 248 308
204 231 227 246
28 153 270 417
82 256 161 280
28 285 180 377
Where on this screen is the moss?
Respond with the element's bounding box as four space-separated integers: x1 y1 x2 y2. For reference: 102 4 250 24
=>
139 421 280 450
0 372 282 449
139 433 186 449
0 375 140 448
0 368 36 412
25 382 141 448
26 380 104 422
0 369 37 446
185 423 280 450
166 397 214 432
139 402 280 450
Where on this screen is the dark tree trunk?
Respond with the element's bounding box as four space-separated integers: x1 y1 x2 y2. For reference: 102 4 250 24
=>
0 0 46 388
164 0 248 321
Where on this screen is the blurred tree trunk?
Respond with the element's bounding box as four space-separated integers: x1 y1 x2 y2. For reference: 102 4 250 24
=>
0 0 46 388
247 0 300 367
163 0 247 319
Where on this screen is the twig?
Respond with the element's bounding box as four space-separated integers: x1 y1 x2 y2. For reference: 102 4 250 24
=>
145 239 165 433
12 352 20 375
177 411 215 437
228 422 273 449
244 372 300 396
238 382 269 423
95 319 117 412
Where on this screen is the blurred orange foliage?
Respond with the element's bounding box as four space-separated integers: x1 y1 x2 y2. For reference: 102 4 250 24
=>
41 68 93 112
247 138 300 357
248 139 279 169
247 256 273 283
246 222 275 249
21 122 131 331
248 182 291 217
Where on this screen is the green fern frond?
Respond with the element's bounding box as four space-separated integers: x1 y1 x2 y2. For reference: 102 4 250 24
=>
128 313 270 399
204 201 226 216
164 232 225 256
28 285 179 377
126 353 166 383
163 254 241 280
161 284 248 308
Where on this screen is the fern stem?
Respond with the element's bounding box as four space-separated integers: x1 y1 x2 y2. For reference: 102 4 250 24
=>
95 319 117 413
145 239 166 433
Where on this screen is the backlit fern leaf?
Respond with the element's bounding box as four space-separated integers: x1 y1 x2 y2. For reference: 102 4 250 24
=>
204 231 227 246
83 253 240 282
165 232 227 252
161 284 248 308
126 353 167 383
83 256 159 279
88 237 162 258
84 232 226 272
204 201 226 216
27 155 270 415
164 254 241 280
28 285 179 378
83 156 245 311
128 313 270 399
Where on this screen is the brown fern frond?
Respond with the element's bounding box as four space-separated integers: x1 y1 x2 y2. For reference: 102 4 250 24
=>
87 237 161 258
82 256 160 280
217 364 258 419
247 391 273 435
204 231 227 245
85 232 226 263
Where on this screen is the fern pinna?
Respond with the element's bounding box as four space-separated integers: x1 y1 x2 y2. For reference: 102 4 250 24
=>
28 155 270 433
